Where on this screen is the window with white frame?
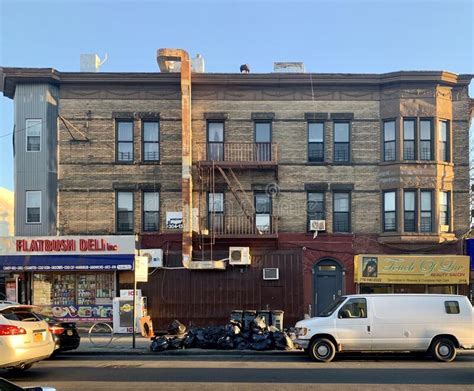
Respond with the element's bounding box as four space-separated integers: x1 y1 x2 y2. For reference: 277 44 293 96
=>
419 120 433 160
26 191 41 223
208 192 224 232
404 190 416 232
26 119 41 152
117 192 134 232
403 119 416 160
333 192 350 232
142 121 160 162
420 190 432 232
383 121 396 161
333 122 350 163
307 192 325 231
117 120 134 162
143 191 159 232
439 120 450 162
308 122 324 163
383 191 396 232
440 191 450 227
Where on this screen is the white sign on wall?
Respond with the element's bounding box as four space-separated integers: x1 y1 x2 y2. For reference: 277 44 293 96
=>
134 256 149 282
166 212 183 229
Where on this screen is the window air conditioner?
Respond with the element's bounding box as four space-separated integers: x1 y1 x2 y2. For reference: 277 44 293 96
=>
229 247 251 266
263 268 279 280
310 220 326 231
139 249 163 268
440 225 450 232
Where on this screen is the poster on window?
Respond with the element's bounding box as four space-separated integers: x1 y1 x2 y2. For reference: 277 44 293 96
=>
5 278 17 302
37 305 113 322
166 212 183 229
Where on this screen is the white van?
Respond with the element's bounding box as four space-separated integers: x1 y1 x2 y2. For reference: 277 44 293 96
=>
294 294 473 362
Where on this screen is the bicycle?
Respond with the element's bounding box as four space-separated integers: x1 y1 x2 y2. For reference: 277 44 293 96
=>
88 321 114 347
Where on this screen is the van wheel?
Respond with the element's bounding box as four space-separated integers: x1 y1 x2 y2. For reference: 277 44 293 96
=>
431 338 456 362
309 338 336 362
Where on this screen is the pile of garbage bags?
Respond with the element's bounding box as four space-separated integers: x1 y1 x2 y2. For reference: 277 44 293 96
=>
150 316 296 352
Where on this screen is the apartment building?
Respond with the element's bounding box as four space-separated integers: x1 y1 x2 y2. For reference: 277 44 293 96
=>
0 56 472 326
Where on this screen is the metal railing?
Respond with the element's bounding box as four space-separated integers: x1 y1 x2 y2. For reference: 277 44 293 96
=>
196 142 278 164
202 215 278 236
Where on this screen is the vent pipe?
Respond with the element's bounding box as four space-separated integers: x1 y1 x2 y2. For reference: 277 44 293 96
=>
157 49 192 269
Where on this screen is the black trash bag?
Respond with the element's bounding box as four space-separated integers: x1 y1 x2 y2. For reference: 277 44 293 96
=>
195 328 210 349
251 327 265 336
217 335 234 350
167 320 187 335
273 331 295 351
168 336 185 350
150 336 169 352
252 337 273 351
236 340 252 350
251 333 267 343
206 326 226 348
182 333 196 349
252 315 267 330
225 322 241 336
240 331 251 341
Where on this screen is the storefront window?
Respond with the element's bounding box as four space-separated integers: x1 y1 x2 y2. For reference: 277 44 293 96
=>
393 284 426 294
360 285 392 294
32 272 115 321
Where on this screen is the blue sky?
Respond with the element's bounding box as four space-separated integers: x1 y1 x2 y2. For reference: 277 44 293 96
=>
0 0 473 191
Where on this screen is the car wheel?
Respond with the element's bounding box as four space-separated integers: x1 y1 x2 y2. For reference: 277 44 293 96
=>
309 338 336 362
431 338 456 362
9 363 33 373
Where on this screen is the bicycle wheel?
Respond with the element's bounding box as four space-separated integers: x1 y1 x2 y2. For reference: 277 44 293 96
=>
88 322 114 347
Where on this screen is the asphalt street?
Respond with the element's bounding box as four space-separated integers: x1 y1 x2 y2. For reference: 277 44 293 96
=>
2 352 474 391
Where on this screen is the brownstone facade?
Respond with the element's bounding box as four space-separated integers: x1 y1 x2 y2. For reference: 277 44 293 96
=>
1 68 472 325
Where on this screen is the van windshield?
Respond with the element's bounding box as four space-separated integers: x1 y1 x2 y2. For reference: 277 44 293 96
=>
318 296 347 317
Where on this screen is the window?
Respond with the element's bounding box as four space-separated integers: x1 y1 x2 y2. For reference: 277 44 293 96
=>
117 120 134 162
419 119 433 160
117 192 134 232
404 190 416 232
440 191 450 226
255 192 271 232
444 301 460 314
307 192 325 231
383 120 396 161
420 190 432 232
338 298 367 319
333 122 350 163
143 191 159 232
403 119 416 160
208 192 224 232
308 122 324 163
439 120 450 162
26 119 41 152
142 121 160 162
26 191 41 223
207 121 224 161
255 122 272 161
333 192 350 232
383 191 396 232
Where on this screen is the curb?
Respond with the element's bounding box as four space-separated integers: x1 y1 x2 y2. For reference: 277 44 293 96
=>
58 349 304 357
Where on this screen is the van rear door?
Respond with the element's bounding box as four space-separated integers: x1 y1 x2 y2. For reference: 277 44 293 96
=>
334 297 371 351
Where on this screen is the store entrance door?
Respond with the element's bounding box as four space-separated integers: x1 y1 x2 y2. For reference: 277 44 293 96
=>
313 260 343 316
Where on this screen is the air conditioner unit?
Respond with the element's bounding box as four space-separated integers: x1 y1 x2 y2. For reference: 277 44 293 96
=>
310 220 326 231
263 268 279 280
139 249 163 268
229 247 251 266
440 225 450 232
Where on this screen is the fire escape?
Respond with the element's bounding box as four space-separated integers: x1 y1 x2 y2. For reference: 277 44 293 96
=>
196 142 279 240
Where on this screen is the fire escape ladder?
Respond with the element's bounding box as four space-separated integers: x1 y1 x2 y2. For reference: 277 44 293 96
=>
227 167 255 214
215 165 255 222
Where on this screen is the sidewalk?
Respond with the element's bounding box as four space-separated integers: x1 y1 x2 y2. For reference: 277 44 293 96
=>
59 333 302 356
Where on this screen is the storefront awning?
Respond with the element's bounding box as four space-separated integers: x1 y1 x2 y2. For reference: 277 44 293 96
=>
0 254 134 271
354 254 469 285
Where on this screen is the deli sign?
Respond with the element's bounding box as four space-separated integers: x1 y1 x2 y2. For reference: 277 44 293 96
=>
0 236 135 256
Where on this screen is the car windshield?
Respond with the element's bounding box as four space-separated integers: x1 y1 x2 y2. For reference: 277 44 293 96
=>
0 306 42 322
318 296 347 317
